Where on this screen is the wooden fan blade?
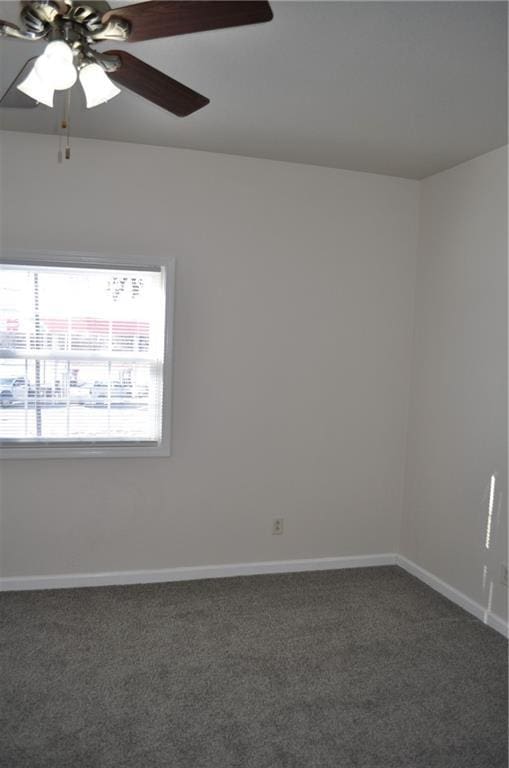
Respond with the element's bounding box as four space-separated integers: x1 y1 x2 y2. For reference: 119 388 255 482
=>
0 58 39 108
103 1 273 43
106 51 209 116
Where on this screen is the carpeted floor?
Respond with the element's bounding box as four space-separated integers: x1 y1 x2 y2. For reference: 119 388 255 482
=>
0 566 507 768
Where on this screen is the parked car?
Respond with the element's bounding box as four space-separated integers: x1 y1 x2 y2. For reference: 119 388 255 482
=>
0 376 35 407
87 381 133 407
69 382 91 405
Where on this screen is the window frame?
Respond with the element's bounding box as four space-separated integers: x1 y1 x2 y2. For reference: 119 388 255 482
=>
0 249 175 460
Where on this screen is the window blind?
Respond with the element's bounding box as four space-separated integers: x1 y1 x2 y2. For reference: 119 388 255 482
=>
0 261 167 446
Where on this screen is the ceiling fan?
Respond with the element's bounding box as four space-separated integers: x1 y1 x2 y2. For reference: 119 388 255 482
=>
0 1 273 115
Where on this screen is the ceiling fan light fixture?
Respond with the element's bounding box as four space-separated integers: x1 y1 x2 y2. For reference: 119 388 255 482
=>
17 65 54 107
79 62 121 108
34 40 77 90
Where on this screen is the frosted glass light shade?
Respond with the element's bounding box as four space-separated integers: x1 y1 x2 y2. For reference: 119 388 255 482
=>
16 40 76 105
35 41 77 90
17 67 54 107
44 41 74 63
79 63 121 108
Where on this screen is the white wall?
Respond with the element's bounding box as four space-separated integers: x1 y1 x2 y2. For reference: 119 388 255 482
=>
401 146 508 620
0 131 419 577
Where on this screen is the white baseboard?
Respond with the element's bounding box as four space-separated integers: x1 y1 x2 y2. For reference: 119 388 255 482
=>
0 553 397 592
397 555 508 638
2 552 506 638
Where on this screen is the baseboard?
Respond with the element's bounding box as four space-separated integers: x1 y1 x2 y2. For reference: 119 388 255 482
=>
2 553 506 638
0 553 397 592
396 555 509 639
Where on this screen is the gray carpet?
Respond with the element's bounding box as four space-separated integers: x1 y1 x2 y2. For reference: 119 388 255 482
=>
0 566 507 768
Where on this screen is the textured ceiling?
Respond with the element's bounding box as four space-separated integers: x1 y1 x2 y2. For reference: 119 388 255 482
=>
0 1 507 178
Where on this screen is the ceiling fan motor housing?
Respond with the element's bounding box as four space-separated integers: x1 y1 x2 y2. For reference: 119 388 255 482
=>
5 1 131 45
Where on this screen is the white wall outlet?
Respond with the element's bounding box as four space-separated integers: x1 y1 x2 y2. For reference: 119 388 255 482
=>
272 518 284 535
500 563 508 588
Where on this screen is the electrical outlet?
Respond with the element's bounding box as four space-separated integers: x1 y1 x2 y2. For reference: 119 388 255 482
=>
272 518 284 535
501 563 508 588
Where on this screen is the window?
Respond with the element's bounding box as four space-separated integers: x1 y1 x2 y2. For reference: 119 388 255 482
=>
0 252 174 458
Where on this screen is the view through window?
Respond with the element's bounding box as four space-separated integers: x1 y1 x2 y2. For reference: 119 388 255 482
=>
0 260 167 450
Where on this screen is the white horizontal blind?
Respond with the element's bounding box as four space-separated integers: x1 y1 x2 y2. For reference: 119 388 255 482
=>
0 261 166 446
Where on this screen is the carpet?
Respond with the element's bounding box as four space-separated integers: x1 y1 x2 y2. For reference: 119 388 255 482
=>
0 566 507 767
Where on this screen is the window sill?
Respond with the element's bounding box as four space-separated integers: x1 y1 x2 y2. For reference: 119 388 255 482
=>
0 440 171 459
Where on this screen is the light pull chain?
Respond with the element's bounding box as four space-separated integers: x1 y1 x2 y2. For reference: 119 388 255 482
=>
60 89 72 159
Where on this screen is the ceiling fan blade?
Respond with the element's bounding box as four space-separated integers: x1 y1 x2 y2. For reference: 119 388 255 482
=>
0 59 38 108
106 50 209 117
102 1 273 43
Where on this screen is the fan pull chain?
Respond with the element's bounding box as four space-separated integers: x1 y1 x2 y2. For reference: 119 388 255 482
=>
60 90 71 160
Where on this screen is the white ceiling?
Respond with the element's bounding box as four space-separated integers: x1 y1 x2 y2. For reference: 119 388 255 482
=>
0 1 507 178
